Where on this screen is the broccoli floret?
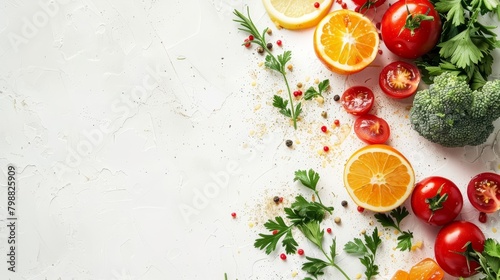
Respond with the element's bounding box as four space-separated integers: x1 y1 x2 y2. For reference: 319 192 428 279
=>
409 72 500 147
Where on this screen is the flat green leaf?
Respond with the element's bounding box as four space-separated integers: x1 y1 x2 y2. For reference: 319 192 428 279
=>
435 0 465 25
294 169 320 191
439 29 484 68
344 238 367 255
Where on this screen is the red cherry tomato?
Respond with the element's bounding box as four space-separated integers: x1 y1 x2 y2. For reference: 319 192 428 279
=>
410 176 463 226
467 172 500 213
341 86 374 116
379 61 421 99
380 0 441 59
353 114 390 144
434 221 485 277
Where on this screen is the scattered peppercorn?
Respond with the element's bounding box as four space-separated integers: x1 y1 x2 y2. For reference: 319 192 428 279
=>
297 249 304 255
280 253 287 260
334 217 341 224
272 229 279 235
314 2 320 8
257 46 264 54
248 35 254 41
323 146 330 152
273 196 280 203
266 42 273 50
276 39 282 46
244 39 251 48
321 111 327 118
296 82 303 88
357 206 365 213
285 139 293 147
279 197 284 203
341 200 348 207
287 64 293 71
327 228 332 234
334 119 340 126
266 28 273 35
231 212 237 218
321 125 328 133
333 94 340 101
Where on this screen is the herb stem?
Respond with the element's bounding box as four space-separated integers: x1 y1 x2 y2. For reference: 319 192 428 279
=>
318 243 350 280
282 74 297 129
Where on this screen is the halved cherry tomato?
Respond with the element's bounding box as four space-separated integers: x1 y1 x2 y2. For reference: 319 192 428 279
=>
411 176 463 226
379 61 421 99
434 221 485 278
341 86 374 116
467 172 500 213
353 114 390 144
352 0 386 11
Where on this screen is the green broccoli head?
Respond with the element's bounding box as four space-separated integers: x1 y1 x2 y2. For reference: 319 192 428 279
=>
409 72 500 147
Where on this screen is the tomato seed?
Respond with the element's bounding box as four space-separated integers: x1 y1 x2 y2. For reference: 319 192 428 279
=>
280 253 287 260
479 212 487 223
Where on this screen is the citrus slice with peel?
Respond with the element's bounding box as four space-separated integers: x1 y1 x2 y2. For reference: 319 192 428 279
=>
409 258 444 280
314 9 379 74
262 0 334 30
344 144 415 212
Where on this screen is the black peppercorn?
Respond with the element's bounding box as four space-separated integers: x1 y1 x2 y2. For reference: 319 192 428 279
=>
334 94 340 101
285 139 293 147
341 200 348 207
267 42 273 50
273 196 280 203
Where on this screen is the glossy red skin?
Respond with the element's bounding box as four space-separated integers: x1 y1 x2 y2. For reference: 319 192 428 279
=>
379 61 421 99
467 172 500 213
411 176 463 226
434 221 485 278
352 0 386 9
380 0 441 59
353 114 390 144
341 86 374 116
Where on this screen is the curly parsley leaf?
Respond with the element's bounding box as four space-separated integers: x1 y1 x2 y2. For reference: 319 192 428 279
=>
374 207 413 251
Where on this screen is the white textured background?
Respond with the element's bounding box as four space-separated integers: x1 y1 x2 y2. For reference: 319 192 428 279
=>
1 0 499 279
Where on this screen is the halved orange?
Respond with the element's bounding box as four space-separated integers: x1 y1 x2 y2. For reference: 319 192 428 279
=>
262 0 334 30
314 9 379 74
343 144 415 212
409 258 444 280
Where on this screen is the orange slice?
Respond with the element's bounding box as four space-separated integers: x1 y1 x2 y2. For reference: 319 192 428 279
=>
343 144 415 212
391 270 409 280
314 9 379 74
409 258 445 280
262 0 334 30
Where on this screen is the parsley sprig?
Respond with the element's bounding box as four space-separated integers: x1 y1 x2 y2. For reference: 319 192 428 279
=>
304 79 330 100
233 8 301 129
374 207 414 251
471 238 500 279
417 0 500 89
344 228 382 280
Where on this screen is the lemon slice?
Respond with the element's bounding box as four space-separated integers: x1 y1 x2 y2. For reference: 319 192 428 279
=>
262 0 334 30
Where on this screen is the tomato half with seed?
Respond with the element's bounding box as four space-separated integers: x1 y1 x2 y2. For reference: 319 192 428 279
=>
380 0 441 59
411 176 463 226
341 86 374 116
379 61 420 99
467 172 500 213
353 114 390 144
352 0 386 11
434 221 485 277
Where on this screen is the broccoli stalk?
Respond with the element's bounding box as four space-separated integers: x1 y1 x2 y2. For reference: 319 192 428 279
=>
409 72 500 147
